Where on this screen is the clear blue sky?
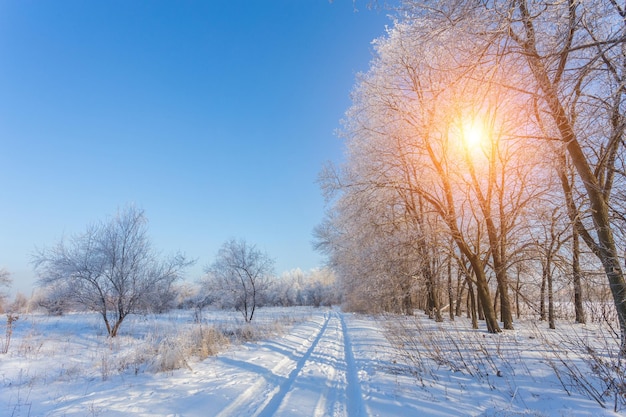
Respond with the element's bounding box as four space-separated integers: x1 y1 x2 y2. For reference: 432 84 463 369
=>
0 1 391 294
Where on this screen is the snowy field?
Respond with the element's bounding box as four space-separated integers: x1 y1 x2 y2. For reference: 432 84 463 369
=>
0 307 623 416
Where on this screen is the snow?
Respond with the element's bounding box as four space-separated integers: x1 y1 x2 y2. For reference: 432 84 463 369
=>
0 307 622 416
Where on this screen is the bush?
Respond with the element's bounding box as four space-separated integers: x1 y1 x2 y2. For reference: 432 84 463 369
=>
149 324 231 373
190 325 230 360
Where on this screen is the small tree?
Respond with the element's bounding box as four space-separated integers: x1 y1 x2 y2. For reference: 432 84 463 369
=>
33 206 192 337
205 239 274 322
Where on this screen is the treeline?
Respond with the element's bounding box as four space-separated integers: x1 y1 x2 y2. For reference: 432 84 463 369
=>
0 206 338 337
188 266 339 316
315 0 626 347
3 265 338 320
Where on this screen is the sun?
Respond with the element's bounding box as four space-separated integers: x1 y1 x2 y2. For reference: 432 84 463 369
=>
462 119 484 149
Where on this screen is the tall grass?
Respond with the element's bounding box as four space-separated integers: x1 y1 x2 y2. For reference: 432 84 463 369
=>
2 314 19 354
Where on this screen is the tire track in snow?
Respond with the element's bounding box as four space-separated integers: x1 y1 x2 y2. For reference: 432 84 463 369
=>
214 312 366 417
311 360 337 417
214 313 331 417
256 313 332 417
262 311 365 417
311 314 343 417
340 312 366 417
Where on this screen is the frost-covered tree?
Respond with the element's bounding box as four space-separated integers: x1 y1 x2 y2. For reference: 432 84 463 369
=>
205 239 274 322
0 269 12 312
34 281 75 316
33 206 192 336
319 8 548 331
394 0 626 350
268 269 305 307
263 268 338 308
303 268 339 307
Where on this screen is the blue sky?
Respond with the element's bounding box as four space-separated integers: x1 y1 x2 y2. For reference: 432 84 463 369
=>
0 1 391 294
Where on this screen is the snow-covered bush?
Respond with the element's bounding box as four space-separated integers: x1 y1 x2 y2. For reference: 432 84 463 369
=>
152 336 191 372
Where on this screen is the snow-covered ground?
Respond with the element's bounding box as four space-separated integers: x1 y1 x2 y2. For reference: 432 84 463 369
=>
0 307 622 416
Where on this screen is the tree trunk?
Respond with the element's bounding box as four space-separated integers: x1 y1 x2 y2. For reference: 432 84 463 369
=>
489 243 514 329
548 263 555 330
476 282 485 322
572 228 586 324
456 269 466 317
467 279 478 329
426 269 443 322
499 278 514 329
515 268 522 320
402 291 413 316
110 318 124 337
540 261 547 321
473 265 499 332
448 253 455 320
493 286 500 319
447 220 499 331
101 312 113 337
249 279 257 322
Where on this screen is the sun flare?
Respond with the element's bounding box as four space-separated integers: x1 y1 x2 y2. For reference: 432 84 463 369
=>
462 119 484 149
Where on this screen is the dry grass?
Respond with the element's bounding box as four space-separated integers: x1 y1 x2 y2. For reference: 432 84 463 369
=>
1 314 19 354
382 313 626 412
148 311 305 373
533 321 625 412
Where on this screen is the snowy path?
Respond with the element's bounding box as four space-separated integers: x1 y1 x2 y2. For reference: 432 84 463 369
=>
203 311 425 417
213 311 362 417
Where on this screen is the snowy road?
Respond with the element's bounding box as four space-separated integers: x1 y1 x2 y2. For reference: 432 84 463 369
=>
212 311 362 417
199 310 425 417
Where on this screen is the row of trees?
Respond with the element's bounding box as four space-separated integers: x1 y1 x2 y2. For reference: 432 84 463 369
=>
33 206 337 336
317 0 626 350
198 251 338 322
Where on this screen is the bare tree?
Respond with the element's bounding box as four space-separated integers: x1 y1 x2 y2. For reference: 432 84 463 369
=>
533 207 570 329
33 206 192 336
205 239 274 323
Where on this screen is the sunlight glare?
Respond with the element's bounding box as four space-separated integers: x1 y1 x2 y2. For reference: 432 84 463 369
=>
463 119 484 150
